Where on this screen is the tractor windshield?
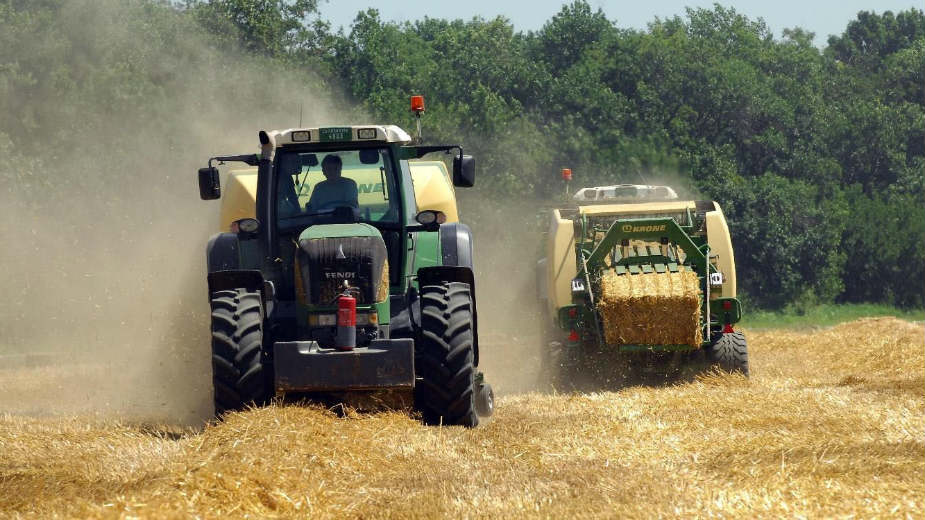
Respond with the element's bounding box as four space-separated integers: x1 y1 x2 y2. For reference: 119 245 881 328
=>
275 147 400 230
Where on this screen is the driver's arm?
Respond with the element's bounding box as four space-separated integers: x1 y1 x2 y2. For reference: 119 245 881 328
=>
346 179 359 207
306 181 326 211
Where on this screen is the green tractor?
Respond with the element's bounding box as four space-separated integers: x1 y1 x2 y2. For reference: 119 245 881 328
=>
197 119 493 427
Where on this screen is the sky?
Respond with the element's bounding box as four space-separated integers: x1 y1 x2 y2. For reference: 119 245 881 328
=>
317 1 923 47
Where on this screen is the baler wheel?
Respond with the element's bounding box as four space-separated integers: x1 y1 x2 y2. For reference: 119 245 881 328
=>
705 331 749 376
414 282 479 427
210 288 271 415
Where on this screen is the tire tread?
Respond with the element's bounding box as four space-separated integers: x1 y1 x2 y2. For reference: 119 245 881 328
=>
414 282 478 427
705 331 749 376
210 288 271 415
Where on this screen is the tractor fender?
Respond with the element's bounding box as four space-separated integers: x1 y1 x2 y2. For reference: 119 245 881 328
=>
207 270 265 298
417 265 480 366
206 232 240 272
439 223 474 270
206 233 273 305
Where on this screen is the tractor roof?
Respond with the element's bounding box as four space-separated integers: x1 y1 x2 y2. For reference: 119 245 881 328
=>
268 125 412 146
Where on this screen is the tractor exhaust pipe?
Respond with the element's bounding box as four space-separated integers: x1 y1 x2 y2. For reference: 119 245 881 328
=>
259 130 275 160
257 130 276 255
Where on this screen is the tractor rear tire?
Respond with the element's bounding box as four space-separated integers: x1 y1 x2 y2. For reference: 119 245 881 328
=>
705 331 749 376
414 282 479 427
210 288 271 415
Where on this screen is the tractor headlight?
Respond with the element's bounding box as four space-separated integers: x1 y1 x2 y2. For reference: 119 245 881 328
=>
356 312 378 326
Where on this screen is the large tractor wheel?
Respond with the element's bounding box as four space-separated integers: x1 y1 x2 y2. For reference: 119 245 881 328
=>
414 282 479 427
704 331 749 376
210 288 271 415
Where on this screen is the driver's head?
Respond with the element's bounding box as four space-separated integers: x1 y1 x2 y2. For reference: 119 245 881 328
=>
321 155 343 179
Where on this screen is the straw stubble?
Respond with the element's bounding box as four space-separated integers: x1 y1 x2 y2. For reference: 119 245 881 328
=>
0 318 922 518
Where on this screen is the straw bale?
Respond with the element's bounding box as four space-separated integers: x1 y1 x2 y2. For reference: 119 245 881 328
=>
597 270 702 346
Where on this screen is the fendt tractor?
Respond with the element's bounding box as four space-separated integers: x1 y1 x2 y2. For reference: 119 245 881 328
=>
196 98 493 427
538 180 748 387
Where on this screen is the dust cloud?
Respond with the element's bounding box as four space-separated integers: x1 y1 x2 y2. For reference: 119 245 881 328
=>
459 193 550 395
0 0 357 425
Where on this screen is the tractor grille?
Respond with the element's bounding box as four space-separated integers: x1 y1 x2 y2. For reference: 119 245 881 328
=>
296 236 388 305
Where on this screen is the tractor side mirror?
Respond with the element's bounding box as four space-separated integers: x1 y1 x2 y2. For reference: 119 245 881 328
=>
452 155 475 187
198 167 221 200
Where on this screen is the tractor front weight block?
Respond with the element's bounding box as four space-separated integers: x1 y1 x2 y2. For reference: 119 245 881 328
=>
273 339 415 393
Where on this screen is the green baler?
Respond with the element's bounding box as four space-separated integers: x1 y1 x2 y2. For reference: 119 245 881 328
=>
539 187 748 384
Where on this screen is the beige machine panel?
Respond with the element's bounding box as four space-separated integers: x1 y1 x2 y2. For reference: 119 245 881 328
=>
705 202 736 298
220 168 258 232
547 209 578 315
408 160 459 222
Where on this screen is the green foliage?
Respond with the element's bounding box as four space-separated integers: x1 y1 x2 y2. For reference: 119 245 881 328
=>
839 188 925 308
722 174 847 308
185 0 325 61
827 10 925 66
533 1 613 74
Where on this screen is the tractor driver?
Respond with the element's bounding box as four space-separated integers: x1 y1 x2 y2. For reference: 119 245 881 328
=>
307 154 359 211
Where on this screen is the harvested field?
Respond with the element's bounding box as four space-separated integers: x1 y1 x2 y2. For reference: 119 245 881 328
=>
1 317 923 518
598 270 702 346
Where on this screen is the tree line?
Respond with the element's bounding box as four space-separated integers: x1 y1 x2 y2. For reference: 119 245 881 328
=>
1 0 922 309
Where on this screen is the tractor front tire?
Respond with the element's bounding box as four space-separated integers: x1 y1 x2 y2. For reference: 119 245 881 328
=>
705 331 749 376
210 288 271 415
415 282 479 427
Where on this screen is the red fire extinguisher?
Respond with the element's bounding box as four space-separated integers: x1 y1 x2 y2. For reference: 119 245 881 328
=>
335 288 357 351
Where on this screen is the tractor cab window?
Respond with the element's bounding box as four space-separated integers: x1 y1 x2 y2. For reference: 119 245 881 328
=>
276 147 400 230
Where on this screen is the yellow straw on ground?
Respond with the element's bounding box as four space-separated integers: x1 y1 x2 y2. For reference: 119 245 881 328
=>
597 270 702 346
0 318 923 518
1 318 922 518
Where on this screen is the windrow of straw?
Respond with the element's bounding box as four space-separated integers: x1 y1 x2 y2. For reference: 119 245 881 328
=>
597 269 702 346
